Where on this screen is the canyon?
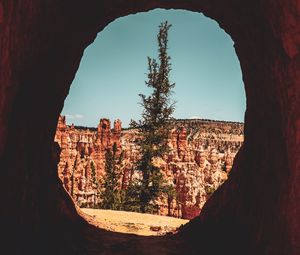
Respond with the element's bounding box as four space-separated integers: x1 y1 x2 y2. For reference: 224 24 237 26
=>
55 115 243 219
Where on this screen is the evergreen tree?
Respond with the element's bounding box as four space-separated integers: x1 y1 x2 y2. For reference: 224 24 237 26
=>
121 166 142 212
131 21 176 213
163 184 176 216
70 157 78 199
121 182 142 212
100 143 122 210
90 161 100 208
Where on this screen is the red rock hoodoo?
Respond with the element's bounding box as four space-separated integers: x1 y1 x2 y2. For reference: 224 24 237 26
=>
1 1 300 255
55 116 243 219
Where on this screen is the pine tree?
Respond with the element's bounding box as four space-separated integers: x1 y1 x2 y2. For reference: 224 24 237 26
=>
100 143 122 210
122 182 142 212
90 161 100 208
70 157 78 199
163 184 177 216
131 21 176 213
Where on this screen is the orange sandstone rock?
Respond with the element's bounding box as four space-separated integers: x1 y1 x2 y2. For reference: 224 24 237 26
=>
55 116 243 219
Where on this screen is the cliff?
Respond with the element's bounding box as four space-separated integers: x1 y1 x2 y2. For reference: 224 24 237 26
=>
55 116 243 219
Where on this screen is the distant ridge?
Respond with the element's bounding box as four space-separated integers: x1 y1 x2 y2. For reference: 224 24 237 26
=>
174 118 244 124
71 118 244 131
73 125 97 131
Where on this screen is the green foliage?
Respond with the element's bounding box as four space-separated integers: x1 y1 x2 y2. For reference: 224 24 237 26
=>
205 185 216 198
221 162 227 172
162 184 177 216
130 21 176 213
70 157 77 198
90 161 101 208
163 184 176 201
90 161 98 189
100 143 123 210
121 183 142 213
79 202 88 208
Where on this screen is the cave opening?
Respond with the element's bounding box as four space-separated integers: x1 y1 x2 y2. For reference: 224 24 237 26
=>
1 1 295 254
55 8 246 236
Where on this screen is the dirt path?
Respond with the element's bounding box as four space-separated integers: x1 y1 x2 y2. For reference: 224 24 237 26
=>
81 208 189 236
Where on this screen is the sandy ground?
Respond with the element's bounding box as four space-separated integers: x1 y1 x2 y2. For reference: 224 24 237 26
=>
80 208 189 236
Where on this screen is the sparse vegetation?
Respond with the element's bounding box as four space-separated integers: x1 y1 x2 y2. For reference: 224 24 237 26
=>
163 184 177 216
70 157 77 198
205 185 217 199
90 161 101 208
122 183 142 212
100 143 123 210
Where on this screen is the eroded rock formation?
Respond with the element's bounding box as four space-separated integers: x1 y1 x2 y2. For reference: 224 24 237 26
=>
1 1 300 254
55 116 243 219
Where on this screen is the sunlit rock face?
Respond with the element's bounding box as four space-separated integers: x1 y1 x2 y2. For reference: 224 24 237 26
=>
55 116 243 219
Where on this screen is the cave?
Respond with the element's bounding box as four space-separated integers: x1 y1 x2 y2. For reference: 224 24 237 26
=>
1 1 300 255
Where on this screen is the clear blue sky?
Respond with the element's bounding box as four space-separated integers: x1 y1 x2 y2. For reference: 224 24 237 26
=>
62 9 246 127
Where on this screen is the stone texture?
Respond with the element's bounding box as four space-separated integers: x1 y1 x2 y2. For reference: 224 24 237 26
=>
55 116 243 219
1 1 300 254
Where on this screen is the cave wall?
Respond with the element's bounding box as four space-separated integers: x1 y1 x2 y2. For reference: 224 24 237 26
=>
0 0 300 254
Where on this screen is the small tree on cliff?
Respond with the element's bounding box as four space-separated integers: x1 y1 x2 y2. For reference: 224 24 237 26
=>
131 21 176 213
70 157 78 198
90 161 100 208
100 143 122 210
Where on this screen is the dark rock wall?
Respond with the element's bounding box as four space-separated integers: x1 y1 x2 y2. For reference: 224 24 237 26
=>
0 1 299 254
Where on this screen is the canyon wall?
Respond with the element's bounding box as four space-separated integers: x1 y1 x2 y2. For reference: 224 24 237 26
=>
55 116 243 219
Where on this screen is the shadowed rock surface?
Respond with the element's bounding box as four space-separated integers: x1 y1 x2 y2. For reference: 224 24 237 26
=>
1 1 300 254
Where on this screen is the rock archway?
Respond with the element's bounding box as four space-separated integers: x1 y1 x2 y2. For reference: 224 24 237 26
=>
1 1 300 254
